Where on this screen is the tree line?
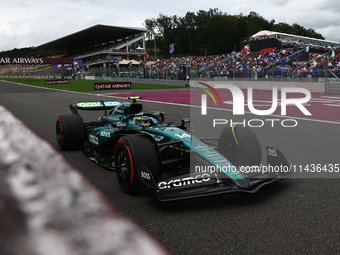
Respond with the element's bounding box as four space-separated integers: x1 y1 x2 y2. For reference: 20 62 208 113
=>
144 9 324 57
0 9 324 59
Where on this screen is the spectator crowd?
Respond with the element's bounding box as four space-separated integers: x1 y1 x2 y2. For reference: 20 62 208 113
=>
144 45 340 79
1 41 339 79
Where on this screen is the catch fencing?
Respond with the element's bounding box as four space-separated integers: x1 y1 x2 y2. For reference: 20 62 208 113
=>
1 56 340 91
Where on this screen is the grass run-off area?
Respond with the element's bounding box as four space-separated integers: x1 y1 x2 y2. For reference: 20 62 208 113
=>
0 78 185 92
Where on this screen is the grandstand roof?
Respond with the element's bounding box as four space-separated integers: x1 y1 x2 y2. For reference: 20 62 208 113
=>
251 30 340 44
35 24 148 52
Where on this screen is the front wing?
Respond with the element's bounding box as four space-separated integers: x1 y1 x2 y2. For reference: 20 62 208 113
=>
136 147 291 202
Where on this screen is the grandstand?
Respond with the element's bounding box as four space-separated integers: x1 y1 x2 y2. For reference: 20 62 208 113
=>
241 30 340 53
2 26 339 85
35 24 148 69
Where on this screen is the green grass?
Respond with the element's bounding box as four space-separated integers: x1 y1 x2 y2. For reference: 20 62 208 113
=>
0 77 185 92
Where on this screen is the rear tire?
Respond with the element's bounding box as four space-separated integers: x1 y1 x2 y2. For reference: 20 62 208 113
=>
56 115 85 150
114 134 160 194
218 124 261 167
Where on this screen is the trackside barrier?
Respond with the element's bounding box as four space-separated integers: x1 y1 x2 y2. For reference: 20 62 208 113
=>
85 75 186 86
0 106 167 255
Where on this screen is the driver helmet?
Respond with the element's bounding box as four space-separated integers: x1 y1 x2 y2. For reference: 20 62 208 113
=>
133 116 151 127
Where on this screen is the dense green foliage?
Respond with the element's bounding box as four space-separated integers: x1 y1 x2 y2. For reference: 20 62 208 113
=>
144 9 325 56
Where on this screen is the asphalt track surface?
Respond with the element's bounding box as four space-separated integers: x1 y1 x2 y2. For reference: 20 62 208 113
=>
108 89 340 121
1 80 340 254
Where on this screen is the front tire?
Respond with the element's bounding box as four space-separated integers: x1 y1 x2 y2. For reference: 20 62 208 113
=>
218 124 261 167
114 134 160 194
56 115 85 150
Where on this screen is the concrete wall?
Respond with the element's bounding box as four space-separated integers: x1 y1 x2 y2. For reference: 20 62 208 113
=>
190 80 326 93
84 77 327 92
85 76 186 86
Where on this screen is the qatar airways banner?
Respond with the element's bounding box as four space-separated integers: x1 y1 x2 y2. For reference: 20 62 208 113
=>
94 82 131 90
0 57 73 65
52 59 83 69
45 79 69 85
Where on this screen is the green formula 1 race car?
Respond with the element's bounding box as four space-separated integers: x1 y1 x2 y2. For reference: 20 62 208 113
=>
56 97 291 202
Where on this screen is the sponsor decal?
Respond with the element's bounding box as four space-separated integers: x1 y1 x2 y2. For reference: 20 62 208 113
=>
194 144 210 151
175 133 191 139
100 131 111 137
0 57 73 65
267 148 278 157
45 79 69 85
114 109 125 113
89 134 99 145
141 171 151 180
116 122 127 127
158 173 211 189
52 59 83 69
318 78 340 83
152 134 164 142
94 82 131 90
77 101 120 107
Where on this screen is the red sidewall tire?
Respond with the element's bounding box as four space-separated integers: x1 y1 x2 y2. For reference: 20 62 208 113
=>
114 134 160 194
56 115 85 150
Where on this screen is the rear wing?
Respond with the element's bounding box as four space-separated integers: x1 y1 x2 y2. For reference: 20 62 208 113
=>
69 101 121 115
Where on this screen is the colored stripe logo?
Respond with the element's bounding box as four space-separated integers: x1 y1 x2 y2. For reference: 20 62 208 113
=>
198 82 223 106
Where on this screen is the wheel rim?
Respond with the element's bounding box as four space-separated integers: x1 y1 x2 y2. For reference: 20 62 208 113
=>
116 148 132 187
